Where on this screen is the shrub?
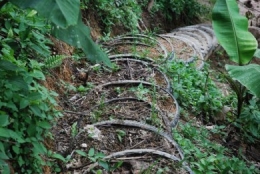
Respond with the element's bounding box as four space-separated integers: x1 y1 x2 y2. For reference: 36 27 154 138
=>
0 59 62 173
82 0 142 34
150 0 208 24
0 3 62 173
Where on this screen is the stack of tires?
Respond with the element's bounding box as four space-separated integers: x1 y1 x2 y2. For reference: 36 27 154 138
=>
55 24 218 173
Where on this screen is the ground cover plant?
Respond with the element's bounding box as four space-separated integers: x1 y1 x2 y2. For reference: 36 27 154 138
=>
146 0 209 24
0 2 62 173
173 121 258 173
164 58 259 173
82 0 142 34
165 59 224 121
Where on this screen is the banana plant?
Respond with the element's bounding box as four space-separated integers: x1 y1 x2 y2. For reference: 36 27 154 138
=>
212 0 260 116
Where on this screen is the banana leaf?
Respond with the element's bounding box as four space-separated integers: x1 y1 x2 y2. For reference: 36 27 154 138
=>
52 16 111 66
9 0 111 66
226 64 260 98
212 0 257 65
9 0 79 28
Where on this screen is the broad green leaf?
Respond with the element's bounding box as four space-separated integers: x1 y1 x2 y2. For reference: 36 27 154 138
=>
30 70 45 80
99 160 109 171
95 152 105 158
254 49 260 58
0 60 17 71
0 152 9 160
8 76 29 92
28 92 42 100
0 128 24 143
52 15 111 66
37 121 51 129
0 159 10 174
9 0 80 28
6 101 18 112
19 98 29 109
212 0 257 65
0 113 9 127
51 152 66 162
32 142 47 154
226 64 260 97
0 143 5 153
75 150 87 157
88 148 95 157
30 105 42 117
12 145 20 154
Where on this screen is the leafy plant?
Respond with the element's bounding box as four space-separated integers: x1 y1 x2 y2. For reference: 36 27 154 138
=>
212 0 260 116
130 83 150 100
9 0 111 65
71 122 78 138
165 60 224 120
88 148 111 171
77 83 94 93
44 55 65 69
0 59 62 173
83 0 142 34
116 129 126 142
0 3 52 61
86 148 123 172
235 97 260 142
149 0 208 24
173 122 259 173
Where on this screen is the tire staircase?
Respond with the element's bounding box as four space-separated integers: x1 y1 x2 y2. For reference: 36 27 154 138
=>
54 24 219 173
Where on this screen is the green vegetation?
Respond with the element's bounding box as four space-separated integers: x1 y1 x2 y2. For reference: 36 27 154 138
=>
81 0 208 34
1 0 259 173
0 59 62 173
148 0 209 23
212 0 260 144
165 57 259 172
0 2 61 173
212 0 260 116
166 60 224 120
173 122 258 173
83 0 142 33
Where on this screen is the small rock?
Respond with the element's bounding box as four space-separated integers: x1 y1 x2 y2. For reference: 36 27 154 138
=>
84 125 103 140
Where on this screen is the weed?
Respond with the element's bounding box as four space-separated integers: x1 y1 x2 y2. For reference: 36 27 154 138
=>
87 148 123 172
115 87 122 95
130 83 150 100
111 63 120 72
116 129 126 142
60 80 77 93
234 97 260 143
90 110 103 123
90 64 102 72
173 122 259 173
71 122 78 138
83 0 142 34
77 83 94 93
150 0 209 24
0 59 62 173
44 55 66 69
165 60 224 120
